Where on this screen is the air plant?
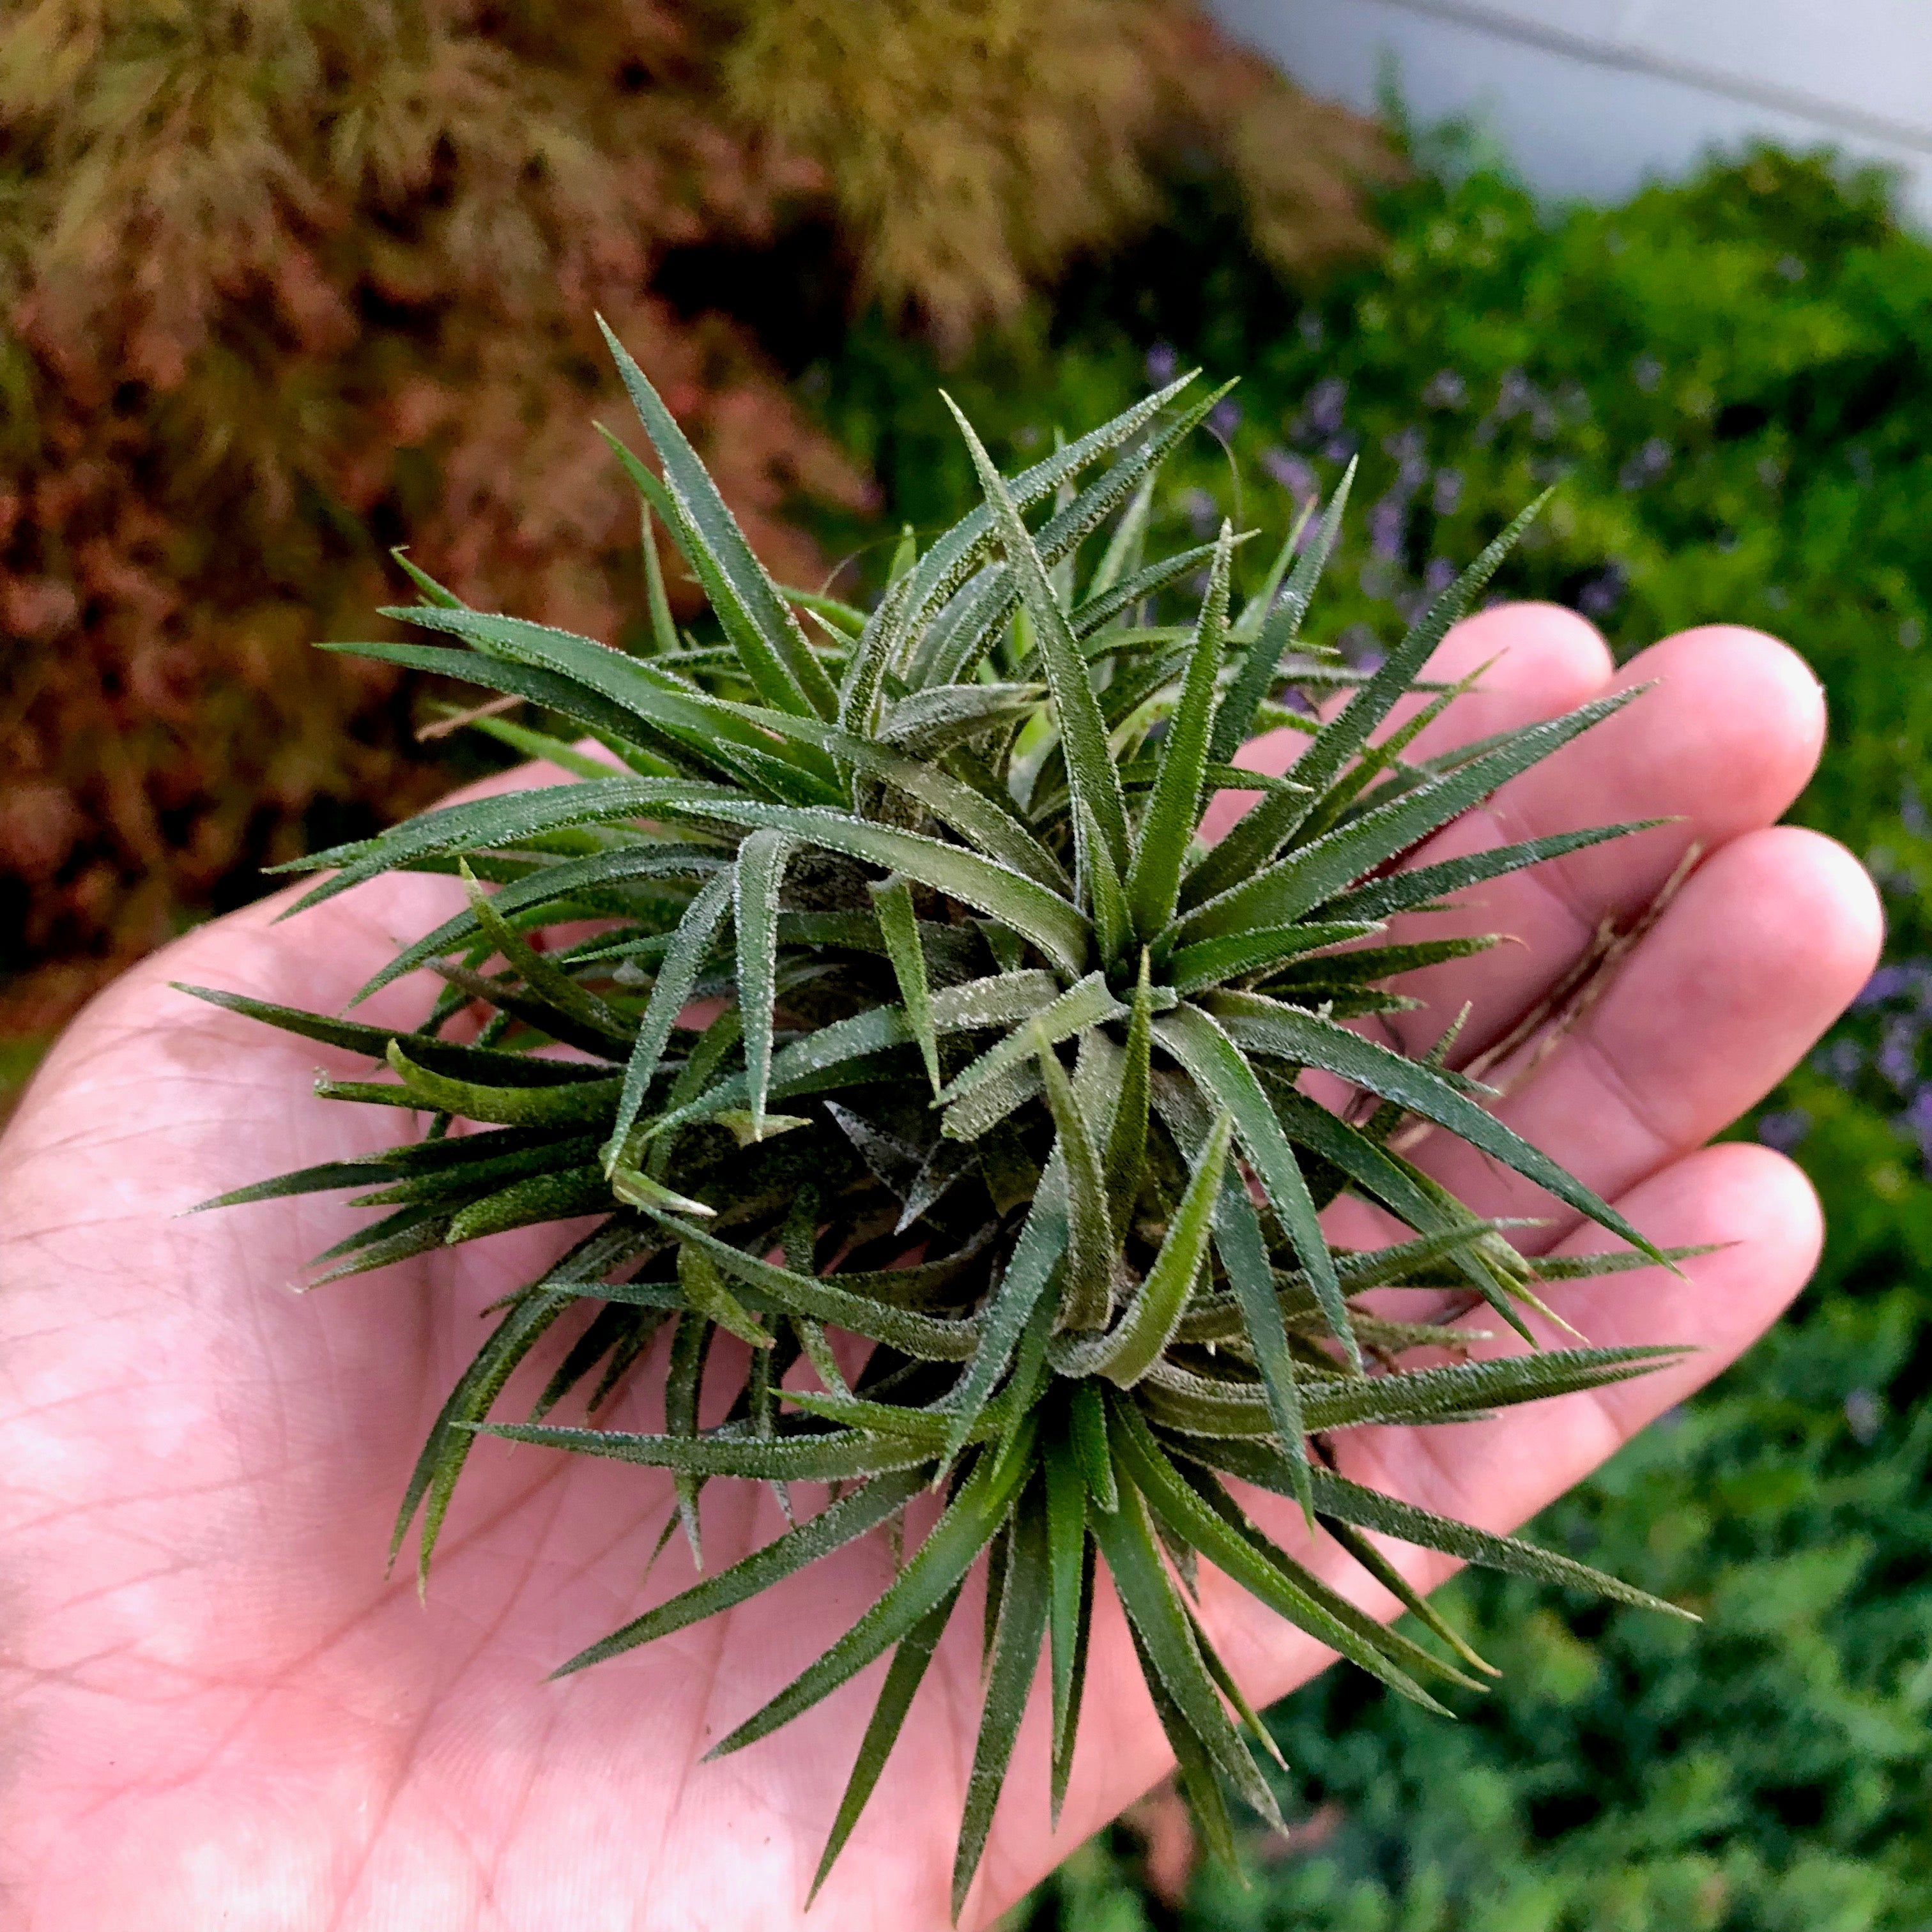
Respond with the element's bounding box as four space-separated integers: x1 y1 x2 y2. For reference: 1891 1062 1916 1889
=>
190 328 1691 1915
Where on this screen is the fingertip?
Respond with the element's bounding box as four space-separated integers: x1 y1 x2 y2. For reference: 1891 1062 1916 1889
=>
1620 623 1827 799
1659 1138 1825 1285
1411 602 1614 759
1552 1138 1826 1371
1630 620 1825 709
1778 825 1885 983
1432 600 1615 700
1710 823 1885 1009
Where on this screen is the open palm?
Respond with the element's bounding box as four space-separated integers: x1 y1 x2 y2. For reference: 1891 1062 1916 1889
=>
0 606 1877 1931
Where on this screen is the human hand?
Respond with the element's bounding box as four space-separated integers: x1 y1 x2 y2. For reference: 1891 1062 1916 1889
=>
0 607 1877 1930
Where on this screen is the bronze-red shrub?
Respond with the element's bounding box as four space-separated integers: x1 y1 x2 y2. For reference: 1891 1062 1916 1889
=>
0 0 1386 1036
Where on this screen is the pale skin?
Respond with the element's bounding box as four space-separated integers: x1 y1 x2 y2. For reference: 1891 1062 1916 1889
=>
0 607 1881 1931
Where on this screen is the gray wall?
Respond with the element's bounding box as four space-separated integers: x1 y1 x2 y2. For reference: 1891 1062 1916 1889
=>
1209 0 1932 222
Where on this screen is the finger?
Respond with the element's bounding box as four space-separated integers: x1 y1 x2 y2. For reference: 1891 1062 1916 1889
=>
1393 599 1613 759
987 1140 1820 1922
1212 1142 1818 1694
1406 824 1880 1241
1198 601 1612 847
1331 1140 1821 1572
1378 621 1828 1059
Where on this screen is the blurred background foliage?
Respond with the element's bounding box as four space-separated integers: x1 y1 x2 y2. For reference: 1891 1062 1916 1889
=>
7 8 1932 1925
0 0 1381 1032
921 139 1932 1932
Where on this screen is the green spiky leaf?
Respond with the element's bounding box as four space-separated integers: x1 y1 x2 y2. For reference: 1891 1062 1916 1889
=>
197 364 1692 1912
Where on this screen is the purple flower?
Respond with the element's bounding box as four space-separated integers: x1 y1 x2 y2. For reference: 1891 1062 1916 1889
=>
1337 624 1383 670
1756 1108 1811 1153
1855 963 1917 1008
1145 342 1179 386
1578 564 1627 620
1378 426 1429 499
1180 487 1218 538
1368 496 1407 562
1305 376 1347 437
1632 354 1664 394
1812 1036 1864 1087
1878 1013 1920 1092
1845 1388 1882 1445
1432 468 1464 517
1422 369 1468 411
1384 424 1426 467
1261 447 1317 505
1494 368 1535 418
1618 438 1672 492
1208 398 1242 441
1422 557 1457 595
1298 312 1324 347
1901 1085 1932 1172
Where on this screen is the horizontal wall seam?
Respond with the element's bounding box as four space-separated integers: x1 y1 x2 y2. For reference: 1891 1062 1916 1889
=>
1368 0 1932 156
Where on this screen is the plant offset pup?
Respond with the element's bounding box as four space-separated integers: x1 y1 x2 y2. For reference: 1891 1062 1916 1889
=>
192 329 1693 1915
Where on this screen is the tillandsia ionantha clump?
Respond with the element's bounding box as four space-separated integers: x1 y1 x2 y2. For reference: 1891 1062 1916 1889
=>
189 327 1700 1916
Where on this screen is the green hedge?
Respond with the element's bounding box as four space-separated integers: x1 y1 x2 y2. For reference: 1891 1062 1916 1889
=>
804 136 1932 1929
